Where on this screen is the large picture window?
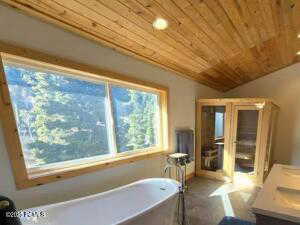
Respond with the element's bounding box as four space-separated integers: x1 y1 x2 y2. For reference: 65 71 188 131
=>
0 50 168 189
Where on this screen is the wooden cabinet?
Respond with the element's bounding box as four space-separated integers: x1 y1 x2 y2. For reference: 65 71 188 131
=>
195 98 279 185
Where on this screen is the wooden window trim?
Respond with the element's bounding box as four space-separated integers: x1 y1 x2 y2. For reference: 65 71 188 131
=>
0 41 170 189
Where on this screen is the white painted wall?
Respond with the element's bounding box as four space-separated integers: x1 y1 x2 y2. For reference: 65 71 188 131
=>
0 3 220 209
225 63 300 166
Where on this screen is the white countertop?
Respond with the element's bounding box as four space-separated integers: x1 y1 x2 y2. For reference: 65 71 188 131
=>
252 164 300 223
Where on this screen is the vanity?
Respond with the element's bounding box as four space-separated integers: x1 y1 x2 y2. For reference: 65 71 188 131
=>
252 164 300 225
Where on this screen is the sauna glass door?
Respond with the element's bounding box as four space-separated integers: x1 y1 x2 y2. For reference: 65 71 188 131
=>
232 106 262 177
201 106 226 172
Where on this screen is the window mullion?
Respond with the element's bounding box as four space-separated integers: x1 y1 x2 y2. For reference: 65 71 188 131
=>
105 82 118 156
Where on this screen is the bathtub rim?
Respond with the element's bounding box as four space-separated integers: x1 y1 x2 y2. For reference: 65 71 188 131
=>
20 178 180 225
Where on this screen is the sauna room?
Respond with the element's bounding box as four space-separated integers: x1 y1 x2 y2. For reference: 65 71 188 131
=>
0 0 299 225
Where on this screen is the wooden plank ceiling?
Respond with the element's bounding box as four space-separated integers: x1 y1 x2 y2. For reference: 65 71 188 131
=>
1 0 300 91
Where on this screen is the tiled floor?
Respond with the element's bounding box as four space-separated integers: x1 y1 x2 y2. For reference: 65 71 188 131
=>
175 177 260 225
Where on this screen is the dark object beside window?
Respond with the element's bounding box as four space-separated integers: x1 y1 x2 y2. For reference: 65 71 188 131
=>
0 196 22 225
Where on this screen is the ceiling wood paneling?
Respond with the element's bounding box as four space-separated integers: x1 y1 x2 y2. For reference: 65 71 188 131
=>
1 0 299 91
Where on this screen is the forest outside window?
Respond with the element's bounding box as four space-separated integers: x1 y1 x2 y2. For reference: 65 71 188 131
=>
0 53 168 187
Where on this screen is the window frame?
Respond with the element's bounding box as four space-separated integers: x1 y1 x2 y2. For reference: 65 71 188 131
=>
0 42 169 189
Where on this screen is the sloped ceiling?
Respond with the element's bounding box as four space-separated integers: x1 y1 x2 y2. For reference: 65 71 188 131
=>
1 0 300 91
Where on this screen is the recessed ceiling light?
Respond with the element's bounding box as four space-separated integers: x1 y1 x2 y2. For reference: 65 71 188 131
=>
153 18 168 30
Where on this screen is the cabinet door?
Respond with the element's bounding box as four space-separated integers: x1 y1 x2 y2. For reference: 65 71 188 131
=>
231 105 263 182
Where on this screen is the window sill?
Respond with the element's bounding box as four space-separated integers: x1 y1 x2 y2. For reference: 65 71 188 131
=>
18 149 168 189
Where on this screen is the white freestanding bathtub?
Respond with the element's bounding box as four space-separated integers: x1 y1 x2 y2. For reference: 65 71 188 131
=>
20 178 180 225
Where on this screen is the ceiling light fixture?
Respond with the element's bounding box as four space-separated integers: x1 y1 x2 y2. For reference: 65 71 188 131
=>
298 33 300 38
153 18 168 30
297 51 300 56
